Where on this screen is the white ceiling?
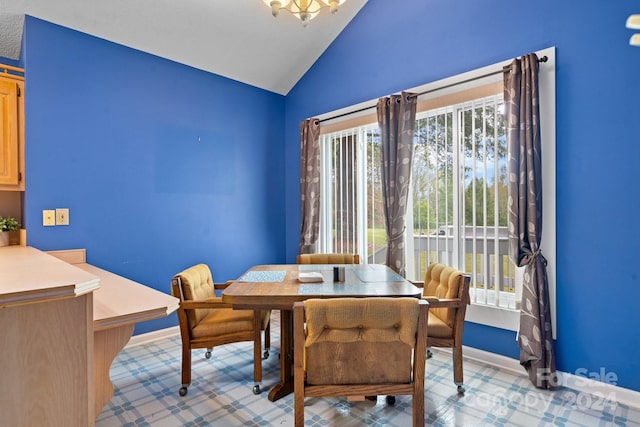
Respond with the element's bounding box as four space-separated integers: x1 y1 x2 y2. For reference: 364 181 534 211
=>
0 0 368 95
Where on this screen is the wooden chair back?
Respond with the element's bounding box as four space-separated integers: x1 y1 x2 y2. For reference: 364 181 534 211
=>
296 253 360 264
293 297 428 427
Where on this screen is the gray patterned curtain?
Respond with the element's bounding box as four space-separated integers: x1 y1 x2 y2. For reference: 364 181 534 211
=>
377 92 417 276
504 53 556 389
298 118 321 255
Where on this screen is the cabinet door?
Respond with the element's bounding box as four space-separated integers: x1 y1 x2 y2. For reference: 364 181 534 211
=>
0 79 20 185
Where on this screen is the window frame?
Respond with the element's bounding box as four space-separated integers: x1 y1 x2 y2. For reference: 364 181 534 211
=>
316 47 556 335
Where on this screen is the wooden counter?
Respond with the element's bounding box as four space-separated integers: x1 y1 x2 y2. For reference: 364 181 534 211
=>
45 249 179 416
0 246 180 425
0 245 99 305
0 246 100 427
74 262 179 414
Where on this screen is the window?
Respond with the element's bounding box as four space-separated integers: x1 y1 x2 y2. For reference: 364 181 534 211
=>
410 93 517 309
318 124 386 263
317 47 555 333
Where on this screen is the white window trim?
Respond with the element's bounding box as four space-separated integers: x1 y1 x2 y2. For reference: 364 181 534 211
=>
316 47 556 337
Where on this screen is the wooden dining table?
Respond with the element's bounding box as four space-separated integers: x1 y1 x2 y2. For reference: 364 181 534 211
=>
221 263 422 402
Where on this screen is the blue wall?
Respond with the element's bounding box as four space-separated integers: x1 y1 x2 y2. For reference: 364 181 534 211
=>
22 17 287 334
285 0 640 391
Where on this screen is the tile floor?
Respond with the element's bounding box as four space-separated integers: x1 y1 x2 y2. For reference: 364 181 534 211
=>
97 315 640 426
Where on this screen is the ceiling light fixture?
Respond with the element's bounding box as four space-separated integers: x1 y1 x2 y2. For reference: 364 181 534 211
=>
626 14 640 46
263 1 345 27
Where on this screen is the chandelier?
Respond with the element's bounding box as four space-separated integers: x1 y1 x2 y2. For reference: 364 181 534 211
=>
627 14 640 46
263 1 345 26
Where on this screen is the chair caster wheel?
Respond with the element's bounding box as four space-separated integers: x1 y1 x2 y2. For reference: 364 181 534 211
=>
457 385 465 394
205 350 212 359
386 396 396 405
179 386 188 396
253 385 261 395
263 350 269 359
427 349 433 359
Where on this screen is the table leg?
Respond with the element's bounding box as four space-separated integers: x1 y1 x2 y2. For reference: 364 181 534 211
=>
268 309 294 401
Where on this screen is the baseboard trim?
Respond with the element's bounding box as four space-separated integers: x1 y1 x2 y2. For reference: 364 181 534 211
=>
460 345 523 374
435 346 640 410
127 326 180 347
556 370 640 410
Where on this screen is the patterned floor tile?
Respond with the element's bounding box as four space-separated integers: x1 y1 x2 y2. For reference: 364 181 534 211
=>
97 314 640 426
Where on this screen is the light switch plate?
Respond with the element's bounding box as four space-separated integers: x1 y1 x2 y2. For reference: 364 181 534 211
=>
55 208 69 226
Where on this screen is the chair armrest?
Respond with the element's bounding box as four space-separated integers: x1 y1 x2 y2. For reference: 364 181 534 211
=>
422 296 463 309
411 280 425 288
213 281 234 290
180 298 234 310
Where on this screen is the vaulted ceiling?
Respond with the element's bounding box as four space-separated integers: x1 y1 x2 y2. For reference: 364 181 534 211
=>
0 0 368 95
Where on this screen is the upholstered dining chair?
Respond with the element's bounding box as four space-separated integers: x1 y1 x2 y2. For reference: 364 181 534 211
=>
418 262 471 394
296 253 360 264
293 297 429 427
170 263 271 396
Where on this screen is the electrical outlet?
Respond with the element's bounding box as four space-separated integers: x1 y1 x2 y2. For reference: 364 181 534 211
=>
42 210 55 226
56 208 69 226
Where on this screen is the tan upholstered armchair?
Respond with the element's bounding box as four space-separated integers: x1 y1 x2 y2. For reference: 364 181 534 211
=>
170 264 271 396
418 262 471 394
293 297 429 427
296 253 360 264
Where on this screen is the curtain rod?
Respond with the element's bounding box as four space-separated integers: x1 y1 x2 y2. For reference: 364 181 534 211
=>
318 55 548 124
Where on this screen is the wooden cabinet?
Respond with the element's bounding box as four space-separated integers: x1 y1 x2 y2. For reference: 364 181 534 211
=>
0 65 24 190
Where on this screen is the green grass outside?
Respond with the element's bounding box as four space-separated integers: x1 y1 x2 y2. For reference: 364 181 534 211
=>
367 228 387 247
